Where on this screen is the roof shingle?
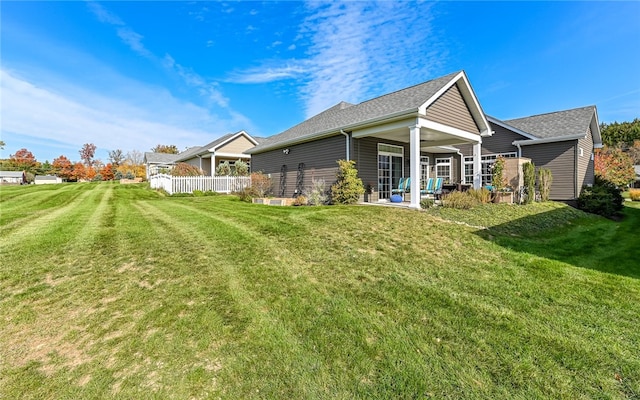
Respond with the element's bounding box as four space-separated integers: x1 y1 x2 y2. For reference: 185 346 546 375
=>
504 106 596 139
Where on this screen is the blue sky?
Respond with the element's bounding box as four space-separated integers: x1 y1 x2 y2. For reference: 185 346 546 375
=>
2 1 639 163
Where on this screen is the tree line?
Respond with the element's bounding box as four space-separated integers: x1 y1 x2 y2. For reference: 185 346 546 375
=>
596 119 640 187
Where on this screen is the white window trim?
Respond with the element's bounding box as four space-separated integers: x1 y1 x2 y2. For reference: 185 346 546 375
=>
435 157 452 181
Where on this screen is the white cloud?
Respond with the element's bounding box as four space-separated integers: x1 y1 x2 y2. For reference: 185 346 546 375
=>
288 44 296 51
117 27 153 59
0 69 250 158
228 1 446 119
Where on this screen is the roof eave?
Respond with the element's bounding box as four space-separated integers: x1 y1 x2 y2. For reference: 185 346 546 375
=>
247 109 419 154
512 133 586 146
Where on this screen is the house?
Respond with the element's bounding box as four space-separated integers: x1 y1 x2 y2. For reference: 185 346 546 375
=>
457 106 602 201
634 165 640 188
0 170 26 185
144 130 261 179
248 71 601 206
248 71 491 208
34 175 63 185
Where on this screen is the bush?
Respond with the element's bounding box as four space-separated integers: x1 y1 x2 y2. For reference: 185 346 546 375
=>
171 163 204 176
420 198 435 209
522 162 536 204
305 178 328 206
630 189 640 201
331 160 365 204
234 159 249 176
441 191 479 209
577 177 624 217
293 195 308 206
249 172 272 198
192 190 204 197
235 187 254 202
203 190 219 196
467 187 492 204
492 156 507 192
216 161 232 176
538 168 553 202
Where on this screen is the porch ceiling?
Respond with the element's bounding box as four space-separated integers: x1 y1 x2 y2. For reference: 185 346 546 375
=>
363 126 474 151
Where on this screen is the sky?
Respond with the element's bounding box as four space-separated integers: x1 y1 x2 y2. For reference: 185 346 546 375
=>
1 1 639 163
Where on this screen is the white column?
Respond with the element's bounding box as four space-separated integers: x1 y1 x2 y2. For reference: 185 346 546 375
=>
473 141 482 189
409 124 421 208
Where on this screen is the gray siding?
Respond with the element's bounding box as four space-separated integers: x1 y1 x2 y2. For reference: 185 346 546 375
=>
522 141 577 200
457 122 524 156
425 83 480 134
577 124 595 191
251 135 346 197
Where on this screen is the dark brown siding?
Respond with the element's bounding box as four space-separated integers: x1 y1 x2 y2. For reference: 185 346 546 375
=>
457 122 524 156
577 124 595 192
426 83 480 134
522 141 577 200
251 135 346 197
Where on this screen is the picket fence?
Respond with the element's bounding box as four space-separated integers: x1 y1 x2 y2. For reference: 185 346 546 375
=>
149 174 251 195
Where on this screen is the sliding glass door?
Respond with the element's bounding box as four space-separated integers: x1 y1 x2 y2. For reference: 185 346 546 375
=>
378 144 404 199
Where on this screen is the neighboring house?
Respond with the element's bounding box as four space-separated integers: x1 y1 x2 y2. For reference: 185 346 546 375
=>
634 165 640 188
248 71 601 206
0 171 26 185
34 175 63 185
248 71 491 208
144 130 261 179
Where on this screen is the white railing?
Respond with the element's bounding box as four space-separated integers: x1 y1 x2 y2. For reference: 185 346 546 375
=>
149 174 251 195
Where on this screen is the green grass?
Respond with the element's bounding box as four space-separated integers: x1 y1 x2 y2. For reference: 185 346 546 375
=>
1 182 638 399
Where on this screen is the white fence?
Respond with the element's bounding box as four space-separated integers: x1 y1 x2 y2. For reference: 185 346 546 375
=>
149 174 251 195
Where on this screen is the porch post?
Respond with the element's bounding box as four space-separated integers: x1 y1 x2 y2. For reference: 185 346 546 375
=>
473 141 482 189
409 124 421 208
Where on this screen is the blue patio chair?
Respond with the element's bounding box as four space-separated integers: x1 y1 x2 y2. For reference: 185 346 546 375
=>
420 177 434 195
433 177 443 193
391 177 405 195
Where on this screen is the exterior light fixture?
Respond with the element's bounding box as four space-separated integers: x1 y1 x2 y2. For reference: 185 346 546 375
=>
283 148 290 155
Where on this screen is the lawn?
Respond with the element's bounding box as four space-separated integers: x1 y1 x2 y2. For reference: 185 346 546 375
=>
1 182 638 399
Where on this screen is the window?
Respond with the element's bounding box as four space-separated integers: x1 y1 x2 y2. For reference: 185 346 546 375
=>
463 156 474 184
480 153 517 185
579 147 584 157
435 157 452 181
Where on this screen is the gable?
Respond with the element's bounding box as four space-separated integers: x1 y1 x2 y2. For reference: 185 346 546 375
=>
425 83 480 134
216 134 256 154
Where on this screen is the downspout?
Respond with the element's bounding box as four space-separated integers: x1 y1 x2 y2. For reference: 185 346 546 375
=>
340 129 350 160
456 149 464 185
514 142 522 158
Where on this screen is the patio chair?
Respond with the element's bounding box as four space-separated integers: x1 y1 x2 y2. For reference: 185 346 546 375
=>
391 177 405 195
420 177 434 195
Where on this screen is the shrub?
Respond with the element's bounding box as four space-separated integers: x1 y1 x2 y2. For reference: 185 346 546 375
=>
192 190 204 197
441 191 479 210
115 170 123 180
216 161 232 176
172 162 204 176
630 189 640 201
125 171 135 179
538 168 553 202
249 172 272 198
467 187 492 204
491 156 507 192
234 159 249 176
235 187 254 202
577 177 624 217
420 198 435 209
293 195 308 206
92 173 103 182
331 160 365 204
522 162 536 204
305 178 328 206
203 190 219 196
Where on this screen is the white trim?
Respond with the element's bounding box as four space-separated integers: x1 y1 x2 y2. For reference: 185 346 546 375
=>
418 118 482 144
351 117 417 138
512 133 586 146
214 152 252 159
207 130 258 152
487 116 538 140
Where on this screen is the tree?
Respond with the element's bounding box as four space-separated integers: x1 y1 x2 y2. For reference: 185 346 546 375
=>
52 155 73 180
108 149 125 167
100 163 115 181
126 150 144 165
10 148 38 172
595 147 635 187
38 160 53 175
79 143 97 166
234 159 249 176
600 119 640 147
0 140 5 150
216 161 232 176
331 159 364 204
629 140 640 165
71 162 86 181
151 144 179 154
